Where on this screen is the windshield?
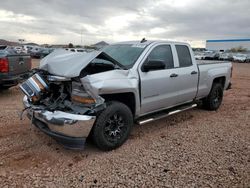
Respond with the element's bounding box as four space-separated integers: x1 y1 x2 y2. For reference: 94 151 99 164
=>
103 44 147 68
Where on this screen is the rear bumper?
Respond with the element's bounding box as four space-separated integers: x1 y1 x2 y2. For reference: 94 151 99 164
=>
0 72 30 87
23 96 96 149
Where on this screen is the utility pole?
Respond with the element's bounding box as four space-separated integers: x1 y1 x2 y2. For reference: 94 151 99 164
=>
18 39 25 45
80 28 83 45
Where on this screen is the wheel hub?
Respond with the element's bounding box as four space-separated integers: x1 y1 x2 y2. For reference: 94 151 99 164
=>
105 113 125 140
213 88 222 105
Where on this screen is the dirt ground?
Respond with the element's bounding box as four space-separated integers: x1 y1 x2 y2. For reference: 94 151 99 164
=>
0 60 249 187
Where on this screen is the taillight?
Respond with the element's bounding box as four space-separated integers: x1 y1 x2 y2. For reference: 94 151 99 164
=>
0 58 9 73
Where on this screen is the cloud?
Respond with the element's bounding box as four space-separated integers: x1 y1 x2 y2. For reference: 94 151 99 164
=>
0 0 249 46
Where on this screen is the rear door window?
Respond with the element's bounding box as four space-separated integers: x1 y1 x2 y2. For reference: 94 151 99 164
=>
175 45 193 67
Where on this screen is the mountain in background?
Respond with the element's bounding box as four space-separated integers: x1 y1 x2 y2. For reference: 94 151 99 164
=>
91 41 109 49
0 39 109 49
25 42 39 46
0 39 20 46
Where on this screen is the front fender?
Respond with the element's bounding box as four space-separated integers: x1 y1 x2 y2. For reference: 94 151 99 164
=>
80 70 140 116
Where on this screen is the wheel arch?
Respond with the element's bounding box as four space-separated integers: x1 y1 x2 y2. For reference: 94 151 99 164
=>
212 76 226 88
101 92 136 117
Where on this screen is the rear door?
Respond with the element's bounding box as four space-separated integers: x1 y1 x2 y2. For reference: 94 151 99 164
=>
7 55 31 75
171 44 199 104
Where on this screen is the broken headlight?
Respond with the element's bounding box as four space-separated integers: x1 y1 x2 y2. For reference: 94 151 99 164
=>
71 82 96 105
19 73 49 102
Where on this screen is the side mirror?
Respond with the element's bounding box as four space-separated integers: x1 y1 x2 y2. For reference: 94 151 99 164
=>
142 60 165 72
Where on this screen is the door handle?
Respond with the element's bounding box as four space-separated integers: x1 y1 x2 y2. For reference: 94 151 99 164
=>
170 73 178 78
191 71 198 75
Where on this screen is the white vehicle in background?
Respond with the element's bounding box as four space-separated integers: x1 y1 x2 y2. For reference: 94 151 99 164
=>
65 48 86 52
204 50 219 60
23 45 38 54
219 52 233 61
194 52 206 60
232 54 247 62
245 55 250 63
14 46 23 54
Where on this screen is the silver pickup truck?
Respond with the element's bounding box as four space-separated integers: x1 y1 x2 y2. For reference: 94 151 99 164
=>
20 40 232 150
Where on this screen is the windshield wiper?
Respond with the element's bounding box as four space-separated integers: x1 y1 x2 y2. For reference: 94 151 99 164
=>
98 52 127 70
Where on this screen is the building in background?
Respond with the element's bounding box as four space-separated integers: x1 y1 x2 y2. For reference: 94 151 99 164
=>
206 39 250 51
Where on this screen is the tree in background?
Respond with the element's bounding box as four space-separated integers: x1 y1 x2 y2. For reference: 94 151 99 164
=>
229 46 247 52
68 43 74 48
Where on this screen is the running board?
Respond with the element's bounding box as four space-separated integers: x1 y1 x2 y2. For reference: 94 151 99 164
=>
137 104 197 125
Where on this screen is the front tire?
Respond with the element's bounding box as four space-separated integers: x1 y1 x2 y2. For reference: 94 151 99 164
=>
203 83 224 111
92 101 133 151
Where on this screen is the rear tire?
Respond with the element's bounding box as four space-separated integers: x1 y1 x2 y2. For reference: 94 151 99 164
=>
203 83 224 111
92 101 133 151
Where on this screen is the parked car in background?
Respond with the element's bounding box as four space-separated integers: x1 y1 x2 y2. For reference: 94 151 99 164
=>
0 49 31 90
0 45 7 50
204 51 219 60
194 52 206 60
14 46 23 54
218 52 233 61
232 53 248 62
22 45 37 54
245 55 250 63
65 48 86 52
20 40 232 151
30 48 53 58
21 46 28 54
75 49 86 52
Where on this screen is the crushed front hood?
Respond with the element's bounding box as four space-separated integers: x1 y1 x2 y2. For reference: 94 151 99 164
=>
40 49 102 77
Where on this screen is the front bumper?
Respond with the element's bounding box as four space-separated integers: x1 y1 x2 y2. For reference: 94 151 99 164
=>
23 96 96 149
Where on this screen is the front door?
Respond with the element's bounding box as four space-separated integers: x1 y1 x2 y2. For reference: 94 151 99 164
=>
139 44 179 114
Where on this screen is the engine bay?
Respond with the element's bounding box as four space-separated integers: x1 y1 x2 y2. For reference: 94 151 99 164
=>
19 69 105 116
80 58 115 77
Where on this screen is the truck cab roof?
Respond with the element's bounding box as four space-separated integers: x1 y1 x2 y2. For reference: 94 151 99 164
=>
114 40 190 46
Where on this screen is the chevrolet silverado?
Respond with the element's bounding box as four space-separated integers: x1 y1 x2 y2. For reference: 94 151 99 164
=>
20 40 232 150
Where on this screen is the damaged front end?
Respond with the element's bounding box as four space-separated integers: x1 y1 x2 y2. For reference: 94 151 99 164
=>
19 46 140 150
20 70 105 149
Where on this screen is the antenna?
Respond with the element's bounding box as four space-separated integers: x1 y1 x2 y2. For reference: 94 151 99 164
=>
140 38 147 43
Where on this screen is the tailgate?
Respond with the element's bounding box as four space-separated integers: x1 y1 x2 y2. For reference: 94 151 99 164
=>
7 55 31 75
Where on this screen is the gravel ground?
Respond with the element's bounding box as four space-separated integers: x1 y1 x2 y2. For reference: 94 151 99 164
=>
0 61 249 187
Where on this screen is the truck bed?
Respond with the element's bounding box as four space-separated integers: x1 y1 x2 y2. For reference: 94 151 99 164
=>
0 51 31 87
196 60 231 65
196 60 232 99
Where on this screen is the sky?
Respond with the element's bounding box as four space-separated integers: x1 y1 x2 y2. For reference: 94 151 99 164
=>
0 0 249 47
